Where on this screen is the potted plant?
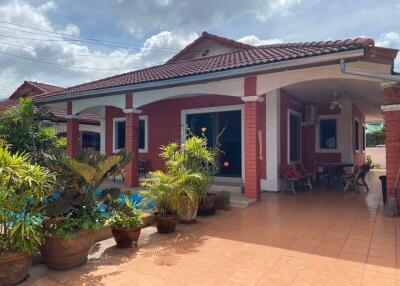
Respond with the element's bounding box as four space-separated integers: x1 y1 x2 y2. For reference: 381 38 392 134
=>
42 149 131 270
141 170 180 233
141 136 215 230
110 197 143 248
161 136 214 223
0 145 54 286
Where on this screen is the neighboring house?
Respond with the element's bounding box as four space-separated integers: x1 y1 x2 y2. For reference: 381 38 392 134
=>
0 81 101 151
33 32 400 201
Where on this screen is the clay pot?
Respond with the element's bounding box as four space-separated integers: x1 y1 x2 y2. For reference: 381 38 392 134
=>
154 213 178 233
43 229 94 270
111 227 141 248
0 252 31 286
178 196 199 224
197 193 217 216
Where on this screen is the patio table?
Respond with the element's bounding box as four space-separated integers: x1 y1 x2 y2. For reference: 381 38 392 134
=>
317 163 354 188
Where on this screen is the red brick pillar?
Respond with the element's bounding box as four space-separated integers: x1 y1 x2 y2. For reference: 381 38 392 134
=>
124 93 139 188
244 76 263 200
66 102 80 157
383 84 400 205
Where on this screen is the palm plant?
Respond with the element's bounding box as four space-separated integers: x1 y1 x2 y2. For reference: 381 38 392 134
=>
0 145 55 255
141 136 215 217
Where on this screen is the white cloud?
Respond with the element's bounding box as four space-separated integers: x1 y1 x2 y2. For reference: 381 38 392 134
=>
0 0 197 99
238 35 283 46
377 32 400 70
114 0 302 37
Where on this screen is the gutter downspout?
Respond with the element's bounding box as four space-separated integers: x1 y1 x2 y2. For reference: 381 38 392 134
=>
340 59 400 82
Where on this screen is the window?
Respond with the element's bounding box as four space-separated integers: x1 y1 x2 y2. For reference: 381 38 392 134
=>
288 111 301 163
319 119 337 149
113 116 148 153
354 119 360 151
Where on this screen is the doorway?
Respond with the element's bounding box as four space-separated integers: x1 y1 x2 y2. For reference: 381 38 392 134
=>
184 106 243 178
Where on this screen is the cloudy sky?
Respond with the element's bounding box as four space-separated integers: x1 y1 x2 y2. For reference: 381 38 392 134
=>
0 0 399 99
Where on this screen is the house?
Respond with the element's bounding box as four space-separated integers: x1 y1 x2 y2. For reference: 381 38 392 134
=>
0 81 101 151
33 32 400 201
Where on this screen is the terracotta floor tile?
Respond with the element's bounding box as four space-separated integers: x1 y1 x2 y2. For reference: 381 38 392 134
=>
23 171 398 286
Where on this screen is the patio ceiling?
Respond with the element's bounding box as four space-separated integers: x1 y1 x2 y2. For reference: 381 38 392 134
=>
283 78 384 123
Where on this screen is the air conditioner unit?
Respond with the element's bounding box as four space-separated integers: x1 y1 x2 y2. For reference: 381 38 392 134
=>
304 105 317 123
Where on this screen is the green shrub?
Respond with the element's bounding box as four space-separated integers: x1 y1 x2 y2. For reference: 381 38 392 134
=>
0 145 55 255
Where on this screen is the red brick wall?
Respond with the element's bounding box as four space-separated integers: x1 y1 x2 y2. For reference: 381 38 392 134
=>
384 85 400 200
105 95 248 173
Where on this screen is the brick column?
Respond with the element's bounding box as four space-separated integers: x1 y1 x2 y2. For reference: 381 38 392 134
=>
383 84 400 205
243 76 263 200
66 101 80 157
124 93 139 188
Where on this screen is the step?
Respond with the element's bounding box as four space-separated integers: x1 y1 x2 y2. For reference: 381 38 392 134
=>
210 183 244 195
230 193 258 208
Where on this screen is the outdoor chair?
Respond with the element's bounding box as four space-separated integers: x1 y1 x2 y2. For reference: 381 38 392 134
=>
297 163 314 190
342 164 370 192
280 164 311 195
139 160 150 178
113 169 125 182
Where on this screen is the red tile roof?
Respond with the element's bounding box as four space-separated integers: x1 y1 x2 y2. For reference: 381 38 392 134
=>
33 34 376 101
26 81 64 93
166 31 255 64
0 99 18 111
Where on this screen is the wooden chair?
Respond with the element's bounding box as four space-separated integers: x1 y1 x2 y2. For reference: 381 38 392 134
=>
281 164 309 195
343 164 370 192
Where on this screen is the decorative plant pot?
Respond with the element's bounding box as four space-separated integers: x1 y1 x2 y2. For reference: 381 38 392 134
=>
43 229 94 270
154 213 178 233
111 227 141 248
197 193 217 216
0 252 31 286
178 196 199 224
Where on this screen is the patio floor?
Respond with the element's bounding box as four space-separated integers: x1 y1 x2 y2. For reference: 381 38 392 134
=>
25 170 400 286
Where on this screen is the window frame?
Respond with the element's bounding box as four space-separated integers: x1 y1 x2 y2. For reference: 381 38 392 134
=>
354 118 360 152
316 115 339 153
287 109 302 164
112 115 148 153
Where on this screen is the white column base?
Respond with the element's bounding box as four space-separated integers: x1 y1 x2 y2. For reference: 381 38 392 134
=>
261 179 281 192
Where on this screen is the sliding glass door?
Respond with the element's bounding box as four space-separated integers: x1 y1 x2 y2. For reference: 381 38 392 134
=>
186 109 242 177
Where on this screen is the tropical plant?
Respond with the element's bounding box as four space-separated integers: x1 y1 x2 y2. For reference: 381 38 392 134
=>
42 149 132 239
141 136 215 217
0 145 55 255
109 197 143 229
0 98 65 161
366 155 379 169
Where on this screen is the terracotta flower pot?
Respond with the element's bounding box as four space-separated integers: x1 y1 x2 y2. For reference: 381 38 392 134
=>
111 227 141 248
154 213 178 233
178 196 199 224
43 229 94 270
197 193 217 216
0 252 31 286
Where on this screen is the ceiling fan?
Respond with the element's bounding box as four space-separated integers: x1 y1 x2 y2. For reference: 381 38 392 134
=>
329 92 343 110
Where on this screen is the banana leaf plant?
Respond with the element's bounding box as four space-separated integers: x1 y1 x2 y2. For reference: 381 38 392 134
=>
42 149 132 238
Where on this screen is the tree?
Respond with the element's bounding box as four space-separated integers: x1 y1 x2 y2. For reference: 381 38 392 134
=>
0 98 64 161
